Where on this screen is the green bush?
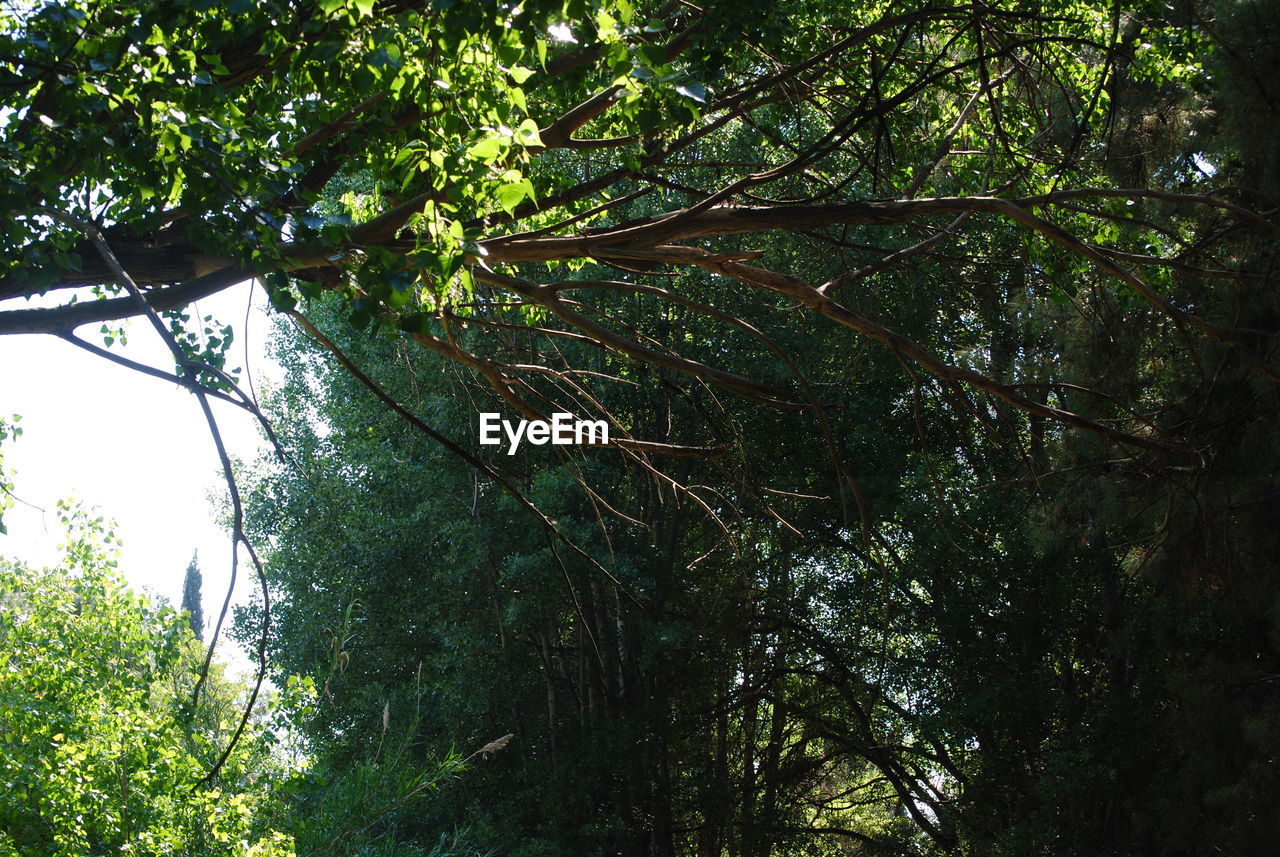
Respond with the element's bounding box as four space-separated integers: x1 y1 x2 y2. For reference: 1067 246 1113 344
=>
0 505 291 857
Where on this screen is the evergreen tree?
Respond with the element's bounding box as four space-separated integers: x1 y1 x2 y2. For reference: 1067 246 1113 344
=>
181 550 204 642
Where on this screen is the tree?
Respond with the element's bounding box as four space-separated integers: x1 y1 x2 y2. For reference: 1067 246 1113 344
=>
182 550 204 641
0 505 291 856
0 0 1271 457
4 1 1280 855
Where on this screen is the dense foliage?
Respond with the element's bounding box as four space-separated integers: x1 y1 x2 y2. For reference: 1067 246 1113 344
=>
0 508 481 856
3 0 1280 855
0 508 290 856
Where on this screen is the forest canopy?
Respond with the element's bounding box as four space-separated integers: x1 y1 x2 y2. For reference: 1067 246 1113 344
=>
3 0 1280 854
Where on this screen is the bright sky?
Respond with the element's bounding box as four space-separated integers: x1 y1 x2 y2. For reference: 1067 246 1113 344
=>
0 280 282 638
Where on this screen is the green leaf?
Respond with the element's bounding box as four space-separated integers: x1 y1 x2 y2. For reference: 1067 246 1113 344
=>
636 107 662 134
675 81 707 103
398 311 430 333
496 182 528 214
468 137 504 163
268 288 297 312
639 44 666 67
515 118 543 148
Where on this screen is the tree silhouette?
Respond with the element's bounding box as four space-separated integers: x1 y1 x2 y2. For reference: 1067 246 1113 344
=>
181 551 204 642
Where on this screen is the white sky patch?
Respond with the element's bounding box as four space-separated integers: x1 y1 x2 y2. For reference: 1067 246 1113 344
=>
547 22 577 43
0 281 282 647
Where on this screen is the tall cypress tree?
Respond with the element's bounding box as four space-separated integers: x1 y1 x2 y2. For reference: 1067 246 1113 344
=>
180 551 203 642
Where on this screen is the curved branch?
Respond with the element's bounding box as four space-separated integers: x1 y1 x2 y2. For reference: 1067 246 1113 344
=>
33 207 270 790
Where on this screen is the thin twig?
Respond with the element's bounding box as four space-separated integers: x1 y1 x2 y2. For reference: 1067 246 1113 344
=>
35 206 270 789
286 309 642 604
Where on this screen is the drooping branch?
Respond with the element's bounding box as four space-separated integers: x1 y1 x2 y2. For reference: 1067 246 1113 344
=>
33 207 270 790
